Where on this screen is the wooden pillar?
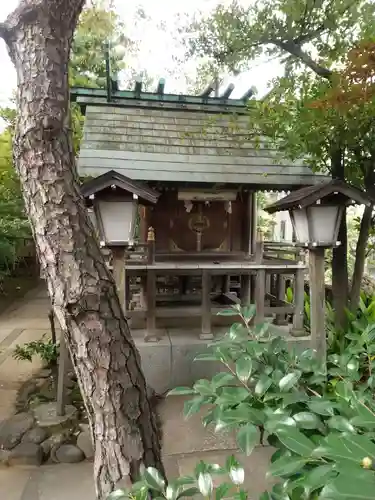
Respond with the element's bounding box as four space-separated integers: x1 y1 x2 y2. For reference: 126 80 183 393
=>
255 230 265 323
250 191 257 255
309 248 326 364
145 226 159 341
222 275 230 294
241 274 251 305
112 247 126 313
56 333 68 417
201 270 213 340
292 268 306 336
147 227 155 264
275 274 288 325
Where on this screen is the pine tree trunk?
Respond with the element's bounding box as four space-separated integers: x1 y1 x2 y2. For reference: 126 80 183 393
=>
0 2 164 498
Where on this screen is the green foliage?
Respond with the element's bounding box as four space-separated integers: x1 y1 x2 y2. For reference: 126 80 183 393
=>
110 305 375 500
13 335 59 366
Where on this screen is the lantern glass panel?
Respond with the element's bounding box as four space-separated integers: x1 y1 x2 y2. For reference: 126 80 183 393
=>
291 208 309 243
308 205 340 243
97 200 136 244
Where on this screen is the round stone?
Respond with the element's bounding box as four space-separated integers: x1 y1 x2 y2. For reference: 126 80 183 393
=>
22 427 49 445
55 444 84 464
76 430 94 460
9 443 43 466
0 412 35 450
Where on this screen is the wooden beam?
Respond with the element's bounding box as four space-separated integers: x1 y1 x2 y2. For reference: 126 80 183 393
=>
309 248 326 364
275 274 288 325
56 333 68 417
201 270 213 339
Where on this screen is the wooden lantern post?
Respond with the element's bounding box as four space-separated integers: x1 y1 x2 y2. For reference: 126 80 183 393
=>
264 179 374 365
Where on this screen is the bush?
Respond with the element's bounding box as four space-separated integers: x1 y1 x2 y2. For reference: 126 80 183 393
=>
13 335 59 366
109 304 375 500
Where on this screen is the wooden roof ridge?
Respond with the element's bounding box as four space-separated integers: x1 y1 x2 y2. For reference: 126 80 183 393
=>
265 179 374 213
81 170 160 205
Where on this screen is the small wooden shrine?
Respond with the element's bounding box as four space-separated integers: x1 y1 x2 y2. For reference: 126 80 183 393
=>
72 75 329 340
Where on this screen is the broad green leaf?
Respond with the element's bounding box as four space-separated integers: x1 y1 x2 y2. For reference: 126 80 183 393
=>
107 490 128 500
307 398 336 416
177 487 200 498
236 423 259 455
351 404 375 428
320 475 375 499
280 392 309 406
293 412 321 429
327 416 355 433
335 380 354 401
236 356 253 382
211 372 236 388
193 379 214 396
267 455 306 477
215 483 231 500
279 371 302 391
197 473 213 496
168 386 194 396
314 433 375 464
255 374 273 396
184 396 210 418
275 427 315 457
303 464 337 494
143 467 165 491
216 387 249 405
242 304 256 320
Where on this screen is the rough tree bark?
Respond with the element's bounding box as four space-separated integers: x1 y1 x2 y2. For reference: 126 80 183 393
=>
349 204 373 310
0 1 164 498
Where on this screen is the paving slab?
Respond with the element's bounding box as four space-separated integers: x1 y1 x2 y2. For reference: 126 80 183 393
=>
0 467 34 500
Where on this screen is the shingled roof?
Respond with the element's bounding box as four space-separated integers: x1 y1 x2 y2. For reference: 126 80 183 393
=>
81 170 159 205
71 85 329 189
265 179 373 214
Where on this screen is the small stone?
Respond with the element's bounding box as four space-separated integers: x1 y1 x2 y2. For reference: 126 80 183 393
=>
40 432 67 457
33 402 78 431
0 413 35 450
9 443 43 466
76 431 94 460
65 378 76 389
22 427 49 445
55 444 84 464
38 369 52 379
0 449 10 467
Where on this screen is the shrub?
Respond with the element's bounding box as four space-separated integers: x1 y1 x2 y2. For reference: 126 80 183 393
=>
110 305 375 499
13 335 59 366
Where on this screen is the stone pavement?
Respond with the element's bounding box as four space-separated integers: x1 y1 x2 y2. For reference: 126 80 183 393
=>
0 284 274 499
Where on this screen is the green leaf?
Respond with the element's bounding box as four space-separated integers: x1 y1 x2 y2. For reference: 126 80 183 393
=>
267 456 306 477
184 396 210 418
217 307 240 316
279 371 302 391
307 398 336 416
168 386 195 396
193 379 214 396
293 412 321 429
216 387 249 405
143 467 165 491
303 464 337 494
236 356 253 382
177 487 200 498
351 404 375 428
335 380 354 401
314 433 375 464
255 374 273 396
195 352 219 361
215 483 231 500
327 416 355 433
107 490 128 500
320 475 375 499
197 472 213 497
211 372 236 388
242 304 256 320
275 427 315 457
236 423 259 455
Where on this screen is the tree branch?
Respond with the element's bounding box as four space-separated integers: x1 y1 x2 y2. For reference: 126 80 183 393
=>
276 40 332 79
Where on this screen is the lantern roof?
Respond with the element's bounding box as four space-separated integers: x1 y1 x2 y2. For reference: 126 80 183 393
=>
265 179 373 214
81 170 159 205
